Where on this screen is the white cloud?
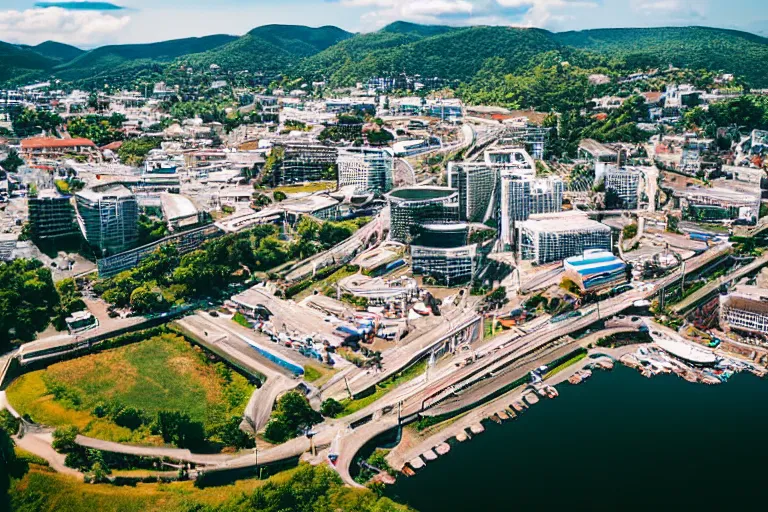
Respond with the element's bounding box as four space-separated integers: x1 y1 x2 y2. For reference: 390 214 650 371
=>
340 0 475 28
630 0 707 19
495 0 598 29
0 7 131 46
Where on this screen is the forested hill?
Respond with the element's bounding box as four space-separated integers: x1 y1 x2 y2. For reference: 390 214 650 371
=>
3 23 768 88
26 41 85 63
296 25 560 86
179 25 354 74
52 34 239 82
554 26 768 87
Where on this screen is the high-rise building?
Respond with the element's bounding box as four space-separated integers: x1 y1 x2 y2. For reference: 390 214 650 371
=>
27 190 77 240
75 183 139 256
337 147 393 194
447 162 498 223
279 143 338 184
518 215 612 264
500 174 564 246
386 186 460 243
605 167 641 209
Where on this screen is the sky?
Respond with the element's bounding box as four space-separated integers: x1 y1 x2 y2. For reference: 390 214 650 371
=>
0 0 767 47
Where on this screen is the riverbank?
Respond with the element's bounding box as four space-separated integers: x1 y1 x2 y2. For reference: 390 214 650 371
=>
385 363 768 511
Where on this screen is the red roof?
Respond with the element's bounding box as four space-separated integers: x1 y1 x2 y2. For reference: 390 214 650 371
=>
21 137 96 150
101 141 123 151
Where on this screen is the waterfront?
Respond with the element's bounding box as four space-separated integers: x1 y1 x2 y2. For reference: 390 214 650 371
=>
386 365 768 511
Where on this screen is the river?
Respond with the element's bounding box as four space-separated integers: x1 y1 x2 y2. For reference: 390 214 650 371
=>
385 365 768 511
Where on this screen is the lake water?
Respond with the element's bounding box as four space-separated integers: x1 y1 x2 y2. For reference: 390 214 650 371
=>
386 365 768 512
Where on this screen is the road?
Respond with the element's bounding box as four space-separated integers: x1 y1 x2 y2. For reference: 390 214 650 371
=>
672 252 768 314
177 312 301 433
2 244 737 488
283 209 388 282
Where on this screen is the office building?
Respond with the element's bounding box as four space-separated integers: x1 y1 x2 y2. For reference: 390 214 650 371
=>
337 147 393 194
279 143 338 184
605 167 641 209
386 186 460 243
27 190 77 240
447 162 498 223
719 286 768 335
500 174 563 246
410 223 478 285
75 183 139 256
518 215 612 264
411 243 478 285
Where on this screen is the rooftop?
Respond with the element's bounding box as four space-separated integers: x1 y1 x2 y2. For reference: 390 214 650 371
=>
21 137 96 150
388 186 457 202
160 193 198 220
76 183 134 202
519 215 610 233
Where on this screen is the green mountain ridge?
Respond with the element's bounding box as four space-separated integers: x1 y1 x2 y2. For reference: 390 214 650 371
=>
2 23 768 88
29 41 85 63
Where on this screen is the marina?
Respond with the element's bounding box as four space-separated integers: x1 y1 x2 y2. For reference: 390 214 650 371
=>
387 366 768 511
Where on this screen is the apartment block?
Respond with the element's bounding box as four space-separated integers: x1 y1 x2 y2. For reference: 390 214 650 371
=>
518 215 612 264
719 286 768 335
605 167 641 209
75 183 139 256
27 190 77 240
279 143 338 184
447 162 498 223
337 147 393 194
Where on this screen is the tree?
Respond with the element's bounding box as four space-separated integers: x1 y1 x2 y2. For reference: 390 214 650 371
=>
264 391 321 444
1 424 26 510
273 190 287 202
0 259 60 352
0 149 24 173
52 425 79 453
129 284 169 314
117 137 161 166
320 398 344 418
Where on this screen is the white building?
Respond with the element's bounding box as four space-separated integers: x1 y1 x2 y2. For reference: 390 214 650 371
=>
337 147 394 194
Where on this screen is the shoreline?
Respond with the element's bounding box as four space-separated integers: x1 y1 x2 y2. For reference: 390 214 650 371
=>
373 340 766 481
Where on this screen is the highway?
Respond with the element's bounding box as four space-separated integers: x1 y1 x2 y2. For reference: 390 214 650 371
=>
283 208 389 282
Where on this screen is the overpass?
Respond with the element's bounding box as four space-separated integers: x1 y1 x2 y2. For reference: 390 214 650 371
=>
672 252 768 315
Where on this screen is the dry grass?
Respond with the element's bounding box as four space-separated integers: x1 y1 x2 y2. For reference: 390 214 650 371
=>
10 464 301 512
6 333 253 445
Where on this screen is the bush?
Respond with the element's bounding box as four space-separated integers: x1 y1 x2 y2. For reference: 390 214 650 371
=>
52 425 80 453
320 398 344 418
0 410 20 435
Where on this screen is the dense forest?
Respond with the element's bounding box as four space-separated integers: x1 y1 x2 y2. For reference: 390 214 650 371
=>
3 23 768 90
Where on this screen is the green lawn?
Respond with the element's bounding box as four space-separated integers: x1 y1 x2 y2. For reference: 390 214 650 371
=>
233 312 252 328
338 359 428 417
273 181 336 194
303 362 337 387
543 353 588 380
6 333 254 445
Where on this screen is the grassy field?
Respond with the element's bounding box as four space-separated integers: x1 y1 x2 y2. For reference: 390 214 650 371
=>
273 181 336 194
302 362 337 387
10 463 302 512
338 359 428 417
543 353 588 379
6 333 254 445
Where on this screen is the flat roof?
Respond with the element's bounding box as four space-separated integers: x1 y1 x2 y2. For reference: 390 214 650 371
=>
160 193 198 220
76 183 133 201
280 194 339 213
388 186 457 201
519 216 610 233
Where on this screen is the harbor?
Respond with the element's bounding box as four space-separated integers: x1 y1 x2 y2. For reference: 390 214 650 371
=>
385 364 768 511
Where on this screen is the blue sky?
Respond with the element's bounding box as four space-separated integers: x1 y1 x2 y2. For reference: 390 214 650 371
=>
1 0 766 47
